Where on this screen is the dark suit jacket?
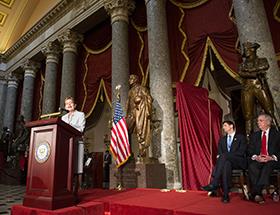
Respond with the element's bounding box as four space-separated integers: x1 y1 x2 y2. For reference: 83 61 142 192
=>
248 127 280 160
217 133 247 169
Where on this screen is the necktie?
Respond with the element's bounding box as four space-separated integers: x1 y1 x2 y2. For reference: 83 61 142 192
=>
227 135 232 152
261 131 268 155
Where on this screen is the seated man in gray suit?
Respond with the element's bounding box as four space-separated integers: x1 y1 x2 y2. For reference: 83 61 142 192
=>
202 120 247 203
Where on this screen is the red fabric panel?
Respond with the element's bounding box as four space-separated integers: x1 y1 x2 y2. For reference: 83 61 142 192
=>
176 83 221 190
167 0 240 84
32 68 44 120
78 46 112 115
129 0 149 84
263 0 280 68
77 202 105 215
12 189 280 215
75 20 112 116
110 204 173 215
128 27 149 84
11 205 83 215
209 99 222 165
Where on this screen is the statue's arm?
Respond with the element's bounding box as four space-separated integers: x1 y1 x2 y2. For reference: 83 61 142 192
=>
258 58 269 71
239 69 259 78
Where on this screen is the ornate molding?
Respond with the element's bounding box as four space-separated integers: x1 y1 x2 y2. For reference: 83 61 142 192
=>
7 73 20 88
3 0 74 59
7 80 19 88
104 0 135 24
21 59 41 77
0 54 6 63
74 0 98 14
41 41 61 64
58 29 83 54
0 71 7 81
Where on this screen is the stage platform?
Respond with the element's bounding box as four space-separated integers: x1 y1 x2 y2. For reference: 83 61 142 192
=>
12 188 280 215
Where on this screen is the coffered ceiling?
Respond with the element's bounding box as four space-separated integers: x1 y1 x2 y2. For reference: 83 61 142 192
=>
0 0 60 54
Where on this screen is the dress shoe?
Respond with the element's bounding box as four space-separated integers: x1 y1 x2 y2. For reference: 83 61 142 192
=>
208 190 218 197
254 195 265 204
201 184 217 192
221 194 230 203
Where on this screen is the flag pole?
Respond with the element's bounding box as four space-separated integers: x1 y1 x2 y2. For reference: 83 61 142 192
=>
115 85 123 190
110 84 130 190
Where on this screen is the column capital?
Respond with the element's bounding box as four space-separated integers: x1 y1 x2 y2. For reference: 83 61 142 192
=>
7 75 19 88
21 59 41 78
58 29 83 54
104 0 135 24
42 41 62 64
0 71 7 81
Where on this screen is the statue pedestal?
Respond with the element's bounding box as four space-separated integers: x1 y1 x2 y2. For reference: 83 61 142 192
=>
110 159 166 189
135 163 166 188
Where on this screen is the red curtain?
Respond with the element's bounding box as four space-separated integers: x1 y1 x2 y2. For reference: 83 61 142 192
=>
75 20 112 117
167 0 241 85
263 0 280 68
32 67 45 120
176 83 222 190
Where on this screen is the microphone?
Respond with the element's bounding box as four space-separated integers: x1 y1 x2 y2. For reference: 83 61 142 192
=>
59 107 69 113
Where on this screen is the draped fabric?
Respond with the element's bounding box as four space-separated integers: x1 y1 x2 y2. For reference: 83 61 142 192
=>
129 0 149 86
176 83 222 190
75 2 150 117
169 0 209 9
30 0 280 121
209 98 223 164
263 0 280 67
75 20 112 117
167 0 242 85
33 0 244 118
32 68 45 120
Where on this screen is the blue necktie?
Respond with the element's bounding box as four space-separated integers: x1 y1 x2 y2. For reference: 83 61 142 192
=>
227 135 232 152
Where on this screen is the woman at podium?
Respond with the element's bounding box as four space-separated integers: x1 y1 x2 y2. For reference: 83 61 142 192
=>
61 96 86 192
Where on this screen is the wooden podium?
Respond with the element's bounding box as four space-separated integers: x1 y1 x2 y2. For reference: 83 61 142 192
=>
23 118 82 210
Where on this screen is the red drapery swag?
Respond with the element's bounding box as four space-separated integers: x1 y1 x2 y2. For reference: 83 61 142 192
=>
176 83 222 190
167 0 241 85
30 0 280 120
263 0 280 68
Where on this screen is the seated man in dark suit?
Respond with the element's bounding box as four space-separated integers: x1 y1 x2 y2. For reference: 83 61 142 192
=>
202 120 247 203
248 113 280 204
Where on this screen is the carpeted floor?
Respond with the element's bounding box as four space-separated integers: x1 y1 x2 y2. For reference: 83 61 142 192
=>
10 187 280 215
79 188 280 215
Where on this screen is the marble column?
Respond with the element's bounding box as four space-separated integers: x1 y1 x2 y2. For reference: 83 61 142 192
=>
145 0 180 189
0 75 7 129
3 76 19 132
233 0 280 111
41 41 61 114
20 60 40 122
104 0 135 110
58 29 83 107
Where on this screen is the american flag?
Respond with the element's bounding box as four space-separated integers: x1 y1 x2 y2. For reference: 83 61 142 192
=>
110 100 131 167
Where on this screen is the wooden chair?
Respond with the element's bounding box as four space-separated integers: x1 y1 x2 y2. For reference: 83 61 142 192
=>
232 169 246 189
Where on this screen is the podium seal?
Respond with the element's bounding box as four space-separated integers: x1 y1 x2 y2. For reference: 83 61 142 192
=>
35 141 51 163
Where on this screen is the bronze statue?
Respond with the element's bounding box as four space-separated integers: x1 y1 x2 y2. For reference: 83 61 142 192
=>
126 74 153 159
239 42 276 137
